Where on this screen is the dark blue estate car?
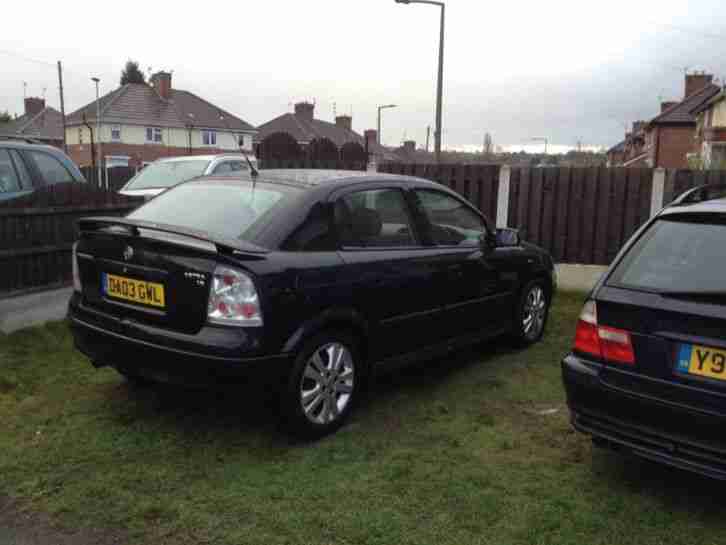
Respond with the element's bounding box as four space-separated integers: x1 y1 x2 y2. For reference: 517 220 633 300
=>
564 183 726 479
69 170 555 437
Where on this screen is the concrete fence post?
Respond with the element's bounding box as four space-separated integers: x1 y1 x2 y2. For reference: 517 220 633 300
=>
650 168 666 217
496 165 511 228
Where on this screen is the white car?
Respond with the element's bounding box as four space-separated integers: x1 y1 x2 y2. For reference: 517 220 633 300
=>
118 154 257 199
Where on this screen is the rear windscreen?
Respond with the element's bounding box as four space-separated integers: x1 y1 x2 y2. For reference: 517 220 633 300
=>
608 216 726 293
127 181 302 243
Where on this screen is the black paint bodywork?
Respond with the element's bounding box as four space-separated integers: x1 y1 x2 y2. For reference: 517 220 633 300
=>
68 171 554 385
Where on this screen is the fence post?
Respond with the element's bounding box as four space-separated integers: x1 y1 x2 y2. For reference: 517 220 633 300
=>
496 165 511 228
650 168 666 217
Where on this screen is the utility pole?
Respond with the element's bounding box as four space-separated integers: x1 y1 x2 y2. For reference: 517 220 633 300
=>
57 61 67 153
91 78 102 188
425 125 431 153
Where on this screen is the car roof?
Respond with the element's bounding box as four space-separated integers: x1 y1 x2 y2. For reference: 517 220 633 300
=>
0 140 64 153
247 169 439 189
151 154 256 164
662 198 726 216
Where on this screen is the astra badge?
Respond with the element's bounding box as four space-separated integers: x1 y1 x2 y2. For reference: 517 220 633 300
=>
123 246 134 261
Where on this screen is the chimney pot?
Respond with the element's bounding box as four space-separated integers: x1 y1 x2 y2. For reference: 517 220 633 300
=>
24 97 45 116
364 129 378 147
294 102 315 121
150 71 172 100
335 115 352 131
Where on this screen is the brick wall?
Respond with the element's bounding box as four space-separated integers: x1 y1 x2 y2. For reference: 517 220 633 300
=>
67 143 231 168
654 126 697 168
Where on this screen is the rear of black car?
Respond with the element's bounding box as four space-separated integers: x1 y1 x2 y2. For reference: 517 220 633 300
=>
68 179 302 384
562 203 726 479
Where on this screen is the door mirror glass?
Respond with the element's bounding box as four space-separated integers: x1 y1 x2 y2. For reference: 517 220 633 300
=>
495 228 520 247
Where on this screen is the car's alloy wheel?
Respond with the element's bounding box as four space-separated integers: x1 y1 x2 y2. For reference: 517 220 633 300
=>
300 342 355 425
522 285 547 341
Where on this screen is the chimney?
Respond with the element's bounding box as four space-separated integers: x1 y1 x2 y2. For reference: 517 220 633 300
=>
685 73 713 98
294 101 315 121
403 140 416 153
364 129 378 149
661 101 678 113
24 97 45 116
632 121 646 134
335 115 352 131
150 71 172 100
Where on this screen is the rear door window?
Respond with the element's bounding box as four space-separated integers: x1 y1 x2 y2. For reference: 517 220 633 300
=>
608 216 726 293
0 149 23 194
334 188 417 247
9 150 34 190
26 150 75 186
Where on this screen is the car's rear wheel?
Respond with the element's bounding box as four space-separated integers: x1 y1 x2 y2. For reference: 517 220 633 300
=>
281 331 361 439
512 280 550 346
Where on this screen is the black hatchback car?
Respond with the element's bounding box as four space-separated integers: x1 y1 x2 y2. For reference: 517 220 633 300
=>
564 183 726 479
69 170 555 437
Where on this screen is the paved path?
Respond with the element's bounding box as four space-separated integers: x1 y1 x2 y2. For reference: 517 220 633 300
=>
0 287 72 334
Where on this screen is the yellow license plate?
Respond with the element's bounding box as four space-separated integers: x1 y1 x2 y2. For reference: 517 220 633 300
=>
677 344 726 381
103 273 165 308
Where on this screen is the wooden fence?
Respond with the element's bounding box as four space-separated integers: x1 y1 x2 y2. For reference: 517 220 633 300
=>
0 183 142 296
80 166 137 191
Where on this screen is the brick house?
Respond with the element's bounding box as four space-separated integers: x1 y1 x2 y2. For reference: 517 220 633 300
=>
692 88 726 168
65 72 257 168
643 74 719 168
0 97 64 147
255 102 401 162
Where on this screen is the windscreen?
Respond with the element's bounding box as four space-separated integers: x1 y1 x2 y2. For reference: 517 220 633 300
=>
608 216 726 293
125 160 209 190
126 181 301 242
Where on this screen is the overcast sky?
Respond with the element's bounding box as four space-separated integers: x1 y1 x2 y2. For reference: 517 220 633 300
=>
3 0 726 152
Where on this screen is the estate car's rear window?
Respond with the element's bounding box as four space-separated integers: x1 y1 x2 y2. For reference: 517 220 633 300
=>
608 215 726 293
127 181 301 242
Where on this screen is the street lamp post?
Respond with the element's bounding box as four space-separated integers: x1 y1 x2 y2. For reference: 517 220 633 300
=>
91 77 102 188
532 137 548 155
377 104 397 146
395 0 445 163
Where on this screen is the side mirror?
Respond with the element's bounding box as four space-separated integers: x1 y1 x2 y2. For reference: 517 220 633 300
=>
495 228 521 247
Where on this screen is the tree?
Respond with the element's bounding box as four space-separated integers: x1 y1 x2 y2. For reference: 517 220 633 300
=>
120 60 146 85
0 110 12 123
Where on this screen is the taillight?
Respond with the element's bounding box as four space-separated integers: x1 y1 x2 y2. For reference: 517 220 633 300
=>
572 300 635 365
207 266 262 327
72 242 82 292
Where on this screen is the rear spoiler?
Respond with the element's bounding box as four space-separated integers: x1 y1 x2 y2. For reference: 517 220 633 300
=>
77 216 269 255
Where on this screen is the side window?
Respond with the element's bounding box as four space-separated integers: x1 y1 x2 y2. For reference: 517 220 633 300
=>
281 203 334 252
212 161 247 176
0 149 22 194
27 151 75 186
335 188 416 248
9 150 33 190
415 189 487 247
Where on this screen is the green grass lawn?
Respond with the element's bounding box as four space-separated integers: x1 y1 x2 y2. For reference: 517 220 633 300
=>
2 291 726 545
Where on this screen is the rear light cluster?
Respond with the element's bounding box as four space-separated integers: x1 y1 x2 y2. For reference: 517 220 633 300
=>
207 266 263 327
72 242 82 293
573 300 635 365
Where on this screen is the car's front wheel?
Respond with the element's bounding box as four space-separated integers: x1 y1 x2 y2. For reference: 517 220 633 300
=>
512 280 550 346
281 331 361 439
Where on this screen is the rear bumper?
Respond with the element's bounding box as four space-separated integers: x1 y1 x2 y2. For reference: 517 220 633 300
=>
562 353 726 480
68 295 292 385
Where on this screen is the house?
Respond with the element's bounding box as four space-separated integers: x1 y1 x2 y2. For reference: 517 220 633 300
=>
607 73 719 168
643 73 719 168
255 102 401 162
65 71 257 168
693 87 726 168
0 97 64 147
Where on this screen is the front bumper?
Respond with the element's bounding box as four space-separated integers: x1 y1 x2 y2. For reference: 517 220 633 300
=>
562 353 726 480
69 295 292 385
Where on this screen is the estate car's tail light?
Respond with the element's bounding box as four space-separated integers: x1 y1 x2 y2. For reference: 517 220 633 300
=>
72 242 82 293
573 300 635 365
207 266 263 327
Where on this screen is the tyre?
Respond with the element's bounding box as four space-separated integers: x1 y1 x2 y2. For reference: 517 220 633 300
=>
511 280 550 346
281 331 362 439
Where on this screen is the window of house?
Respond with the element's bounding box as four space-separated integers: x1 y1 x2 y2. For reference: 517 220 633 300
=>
238 134 246 148
78 127 83 145
145 127 163 143
335 188 416 248
202 130 217 146
414 189 487 247
110 125 121 141
26 151 74 187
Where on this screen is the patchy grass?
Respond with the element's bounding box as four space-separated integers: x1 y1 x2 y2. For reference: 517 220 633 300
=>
2 291 726 544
